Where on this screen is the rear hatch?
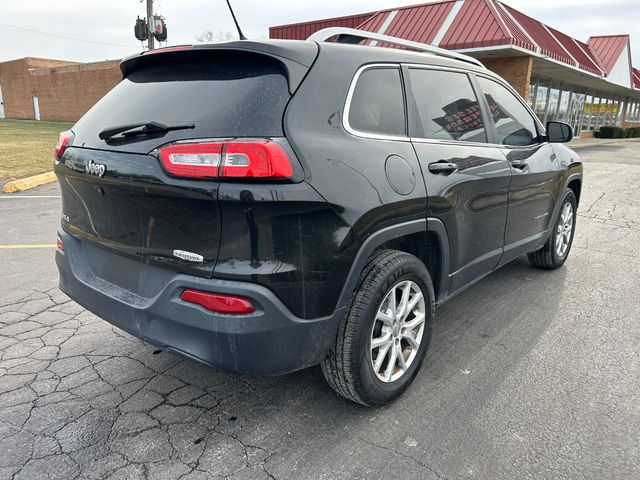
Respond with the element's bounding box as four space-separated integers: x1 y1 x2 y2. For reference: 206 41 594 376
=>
55 43 316 277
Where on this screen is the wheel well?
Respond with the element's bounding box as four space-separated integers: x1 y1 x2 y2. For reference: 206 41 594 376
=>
567 178 581 205
374 232 442 298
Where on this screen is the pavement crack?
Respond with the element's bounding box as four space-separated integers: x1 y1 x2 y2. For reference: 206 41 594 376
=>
353 435 449 480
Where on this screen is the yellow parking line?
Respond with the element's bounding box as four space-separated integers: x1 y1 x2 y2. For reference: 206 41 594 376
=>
0 244 57 249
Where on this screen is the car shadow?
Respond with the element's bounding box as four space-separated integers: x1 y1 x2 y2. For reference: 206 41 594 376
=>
130 256 568 458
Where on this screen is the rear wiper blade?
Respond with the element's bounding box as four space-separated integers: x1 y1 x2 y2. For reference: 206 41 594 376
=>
99 121 195 140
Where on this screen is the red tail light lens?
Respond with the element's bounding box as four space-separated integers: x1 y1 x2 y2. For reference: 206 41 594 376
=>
55 130 74 160
158 141 293 179
56 236 65 252
181 289 256 314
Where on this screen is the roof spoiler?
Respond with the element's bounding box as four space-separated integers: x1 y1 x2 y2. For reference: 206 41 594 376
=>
119 41 319 95
308 27 485 69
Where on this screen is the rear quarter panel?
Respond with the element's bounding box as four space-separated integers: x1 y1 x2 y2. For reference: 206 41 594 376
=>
283 45 429 314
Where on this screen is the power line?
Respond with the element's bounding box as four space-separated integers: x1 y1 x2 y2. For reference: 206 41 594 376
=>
0 21 140 49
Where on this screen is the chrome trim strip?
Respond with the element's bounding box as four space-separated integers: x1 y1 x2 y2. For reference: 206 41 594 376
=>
342 63 548 148
342 63 411 142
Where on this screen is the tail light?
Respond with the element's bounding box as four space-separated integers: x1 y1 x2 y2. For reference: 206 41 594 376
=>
181 289 256 314
55 130 74 160
56 236 65 252
158 140 293 179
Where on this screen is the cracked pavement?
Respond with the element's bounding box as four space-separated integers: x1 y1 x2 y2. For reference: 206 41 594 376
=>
1 140 639 479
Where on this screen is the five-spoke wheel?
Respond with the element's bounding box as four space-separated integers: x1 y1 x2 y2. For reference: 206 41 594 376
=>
528 189 577 269
321 250 435 406
370 281 426 383
555 201 574 257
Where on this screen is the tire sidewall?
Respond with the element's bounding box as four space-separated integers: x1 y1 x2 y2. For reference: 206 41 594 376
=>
353 257 434 405
551 190 577 265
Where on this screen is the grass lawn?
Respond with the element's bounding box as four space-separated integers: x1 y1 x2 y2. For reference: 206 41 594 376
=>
0 119 73 182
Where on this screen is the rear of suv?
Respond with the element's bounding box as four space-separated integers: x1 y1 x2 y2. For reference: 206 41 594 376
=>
55 31 582 406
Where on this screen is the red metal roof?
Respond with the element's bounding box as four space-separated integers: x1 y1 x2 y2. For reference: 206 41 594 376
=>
269 0 638 84
381 1 456 45
500 4 573 65
440 0 510 50
356 11 390 35
588 35 630 75
633 67 640 89
493 2 536 51
268 12 376 41
547 26 602 75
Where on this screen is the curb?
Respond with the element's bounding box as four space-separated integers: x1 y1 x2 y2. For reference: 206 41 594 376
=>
2 172 57 193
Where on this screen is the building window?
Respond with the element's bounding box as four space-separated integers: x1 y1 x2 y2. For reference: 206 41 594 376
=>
532 81 549 121
547 86 560 121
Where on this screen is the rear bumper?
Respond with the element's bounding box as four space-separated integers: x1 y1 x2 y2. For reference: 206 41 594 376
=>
56 230 343 375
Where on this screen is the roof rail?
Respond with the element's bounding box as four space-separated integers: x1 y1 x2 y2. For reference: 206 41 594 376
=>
307 27 485 69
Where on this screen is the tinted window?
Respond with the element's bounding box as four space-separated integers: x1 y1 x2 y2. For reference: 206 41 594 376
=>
72 52 290 153
348 68 406 137
409 69 487 143
477 77 539 146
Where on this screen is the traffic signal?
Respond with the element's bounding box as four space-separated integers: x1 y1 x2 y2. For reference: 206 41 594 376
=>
134 17 148 41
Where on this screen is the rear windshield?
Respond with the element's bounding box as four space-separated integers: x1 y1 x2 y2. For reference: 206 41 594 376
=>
72 51 290 153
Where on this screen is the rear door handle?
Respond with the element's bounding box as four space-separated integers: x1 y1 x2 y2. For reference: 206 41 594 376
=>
428 161 458 175
511 159 528 170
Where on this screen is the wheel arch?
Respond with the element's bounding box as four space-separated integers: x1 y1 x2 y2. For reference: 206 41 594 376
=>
336 218 451 310
566 174 582 205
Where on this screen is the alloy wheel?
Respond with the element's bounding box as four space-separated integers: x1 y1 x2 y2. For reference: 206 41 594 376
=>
370 280 426 383
555 201 574 257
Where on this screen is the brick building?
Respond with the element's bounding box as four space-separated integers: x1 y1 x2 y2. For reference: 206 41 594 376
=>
0 57 121 122
270 0 640 136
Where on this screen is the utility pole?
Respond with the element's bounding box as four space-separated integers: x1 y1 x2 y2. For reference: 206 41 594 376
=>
146 0 154 51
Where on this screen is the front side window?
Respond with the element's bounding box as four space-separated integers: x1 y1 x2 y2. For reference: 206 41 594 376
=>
409 68 488 143
477 77 540 146
348 67 406 137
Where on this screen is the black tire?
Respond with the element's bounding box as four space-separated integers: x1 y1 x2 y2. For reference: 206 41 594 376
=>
528 189 577 270
321 250 435 406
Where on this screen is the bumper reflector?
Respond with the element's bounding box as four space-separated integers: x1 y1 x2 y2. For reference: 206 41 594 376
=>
180 289 256 314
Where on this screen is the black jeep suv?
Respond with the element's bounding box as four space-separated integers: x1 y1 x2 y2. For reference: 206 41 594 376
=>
54 31 582 406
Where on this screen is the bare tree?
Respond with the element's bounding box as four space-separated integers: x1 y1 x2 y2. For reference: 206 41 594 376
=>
195 30 236 43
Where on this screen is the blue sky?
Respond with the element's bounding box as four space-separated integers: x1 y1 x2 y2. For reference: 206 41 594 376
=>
1 0 638 66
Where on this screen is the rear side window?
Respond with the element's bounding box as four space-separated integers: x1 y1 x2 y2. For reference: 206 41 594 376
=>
347 67 406 137
73 52 290 152
477 77 540 146
409 68 487 143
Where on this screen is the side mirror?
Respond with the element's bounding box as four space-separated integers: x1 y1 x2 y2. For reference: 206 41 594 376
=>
546 121 573 143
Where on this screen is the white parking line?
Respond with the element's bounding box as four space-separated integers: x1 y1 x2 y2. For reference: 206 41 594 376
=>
0 244 57 249
0 195 61 199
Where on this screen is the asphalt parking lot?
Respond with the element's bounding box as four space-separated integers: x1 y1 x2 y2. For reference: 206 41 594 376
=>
1 140 639 480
